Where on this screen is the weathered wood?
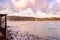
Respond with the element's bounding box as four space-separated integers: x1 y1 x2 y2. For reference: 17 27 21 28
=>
0 14 7 38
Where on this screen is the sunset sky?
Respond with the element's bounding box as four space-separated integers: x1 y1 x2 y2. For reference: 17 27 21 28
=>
0 0 60 16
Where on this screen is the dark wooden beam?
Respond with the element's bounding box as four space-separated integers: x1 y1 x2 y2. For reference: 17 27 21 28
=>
0 14 7 37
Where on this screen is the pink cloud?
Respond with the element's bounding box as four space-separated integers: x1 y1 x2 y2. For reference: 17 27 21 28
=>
35 0 48 10
12 0 49 10
3 2 10 8
53 3 60 12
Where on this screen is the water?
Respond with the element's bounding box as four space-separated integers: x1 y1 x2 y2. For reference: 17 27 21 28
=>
7 21 60 38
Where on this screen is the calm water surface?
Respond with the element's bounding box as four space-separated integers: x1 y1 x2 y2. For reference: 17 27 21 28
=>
7 21 60 37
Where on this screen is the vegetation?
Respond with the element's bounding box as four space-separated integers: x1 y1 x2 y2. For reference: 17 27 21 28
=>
7 16 60 21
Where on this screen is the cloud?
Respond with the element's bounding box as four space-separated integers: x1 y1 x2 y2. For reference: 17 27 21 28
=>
29 0 36 4
3 2 10 8
12 0 38 9
12 0 49 11
12 0 28 9
1 0 60 15
0 0 11 10
56 0 60 3
35 0 49 11
53 3 60 12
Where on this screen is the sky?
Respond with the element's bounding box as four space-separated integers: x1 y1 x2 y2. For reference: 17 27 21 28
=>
0 0 60 16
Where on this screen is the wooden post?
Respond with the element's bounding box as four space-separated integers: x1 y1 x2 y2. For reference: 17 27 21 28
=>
0 16 2 27
0 14 7 37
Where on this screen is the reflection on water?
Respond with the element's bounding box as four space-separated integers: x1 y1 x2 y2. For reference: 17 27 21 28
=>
7 21 60 39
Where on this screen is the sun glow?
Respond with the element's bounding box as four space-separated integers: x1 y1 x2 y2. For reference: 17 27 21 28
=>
29 0 36 4
12 0 28 9
12 0 36 9
56 0 60 3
